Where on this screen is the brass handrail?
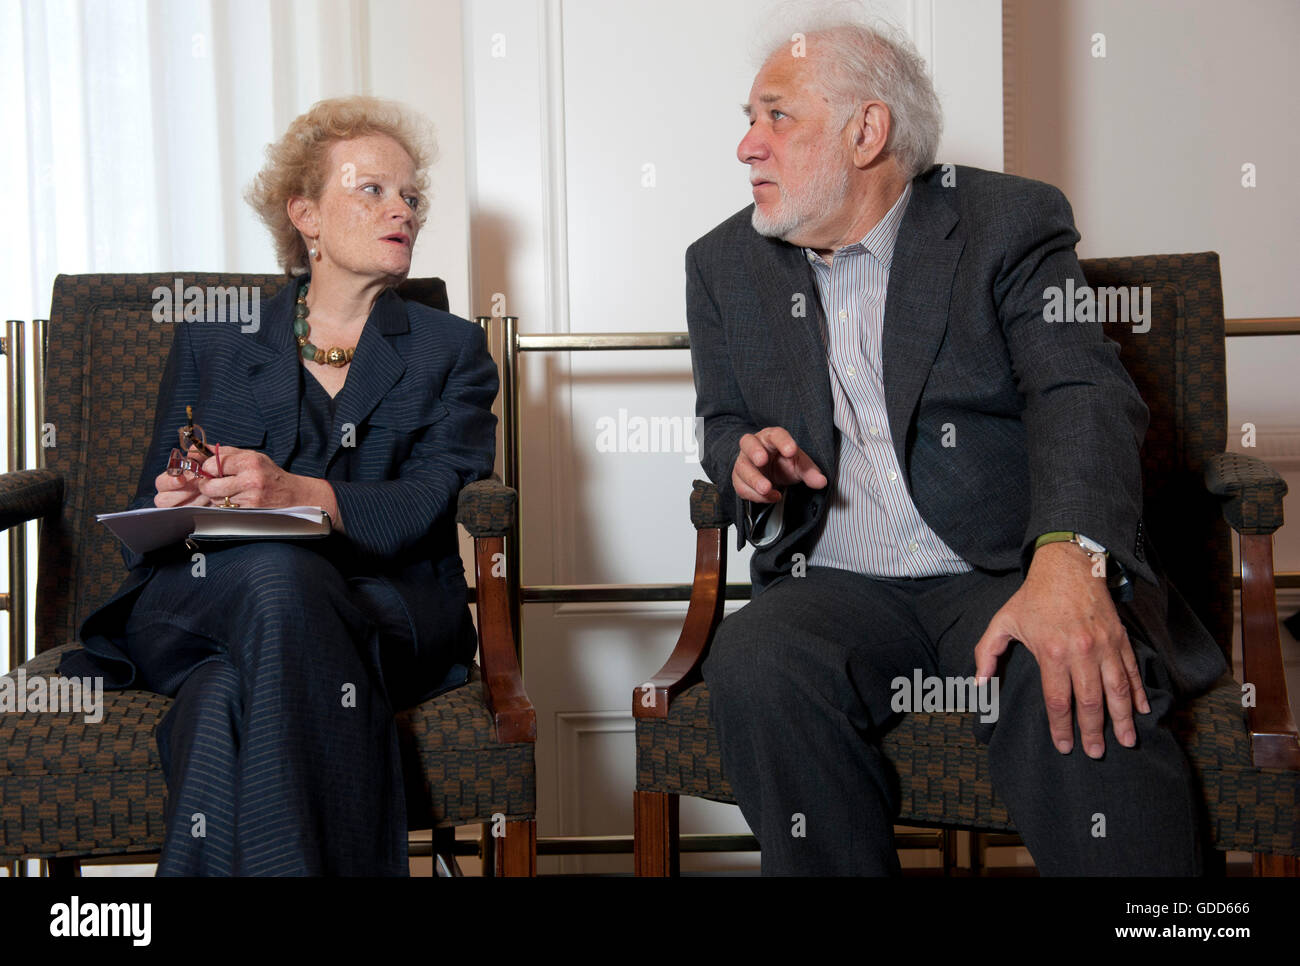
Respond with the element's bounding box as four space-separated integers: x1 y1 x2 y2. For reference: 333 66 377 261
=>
518 332 691 351
505 319 1299 353
492 321 1299 608
3 321 26 877
1225 317 1300 337
483 314 1299 864
4 322 26 673
520 319 1300 348
480 575 1296 606
34 320 48 472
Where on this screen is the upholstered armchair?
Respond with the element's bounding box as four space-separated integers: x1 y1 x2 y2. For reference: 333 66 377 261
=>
634 252 1298 876
0 273 536 876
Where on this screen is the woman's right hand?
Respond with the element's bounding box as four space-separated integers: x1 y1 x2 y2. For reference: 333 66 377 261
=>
153 448 213 508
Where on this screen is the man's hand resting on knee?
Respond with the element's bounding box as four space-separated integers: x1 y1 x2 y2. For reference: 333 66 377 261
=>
973 542 1151 759
732 427 828 502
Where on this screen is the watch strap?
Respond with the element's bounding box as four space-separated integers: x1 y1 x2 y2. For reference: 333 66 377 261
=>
1034 530 1075 550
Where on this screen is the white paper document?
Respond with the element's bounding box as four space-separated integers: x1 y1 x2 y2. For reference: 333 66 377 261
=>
97 505 331 555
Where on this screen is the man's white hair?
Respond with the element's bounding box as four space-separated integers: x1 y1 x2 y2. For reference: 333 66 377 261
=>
752 1 943 180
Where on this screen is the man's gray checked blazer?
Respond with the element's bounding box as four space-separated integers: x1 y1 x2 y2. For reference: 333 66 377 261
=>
685 164 1227 697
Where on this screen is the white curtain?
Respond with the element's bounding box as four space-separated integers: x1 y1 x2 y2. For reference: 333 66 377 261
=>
0 0 469 676
0 0 374 677
1 0 371 322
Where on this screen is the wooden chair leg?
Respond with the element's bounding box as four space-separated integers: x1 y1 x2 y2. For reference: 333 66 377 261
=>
480 821 496 877
634 790 679 877
46 857 80 878
1253 852 1299 876
496 819 536 877
942 830 959 876
1203 846 1227 877
431 827 458 877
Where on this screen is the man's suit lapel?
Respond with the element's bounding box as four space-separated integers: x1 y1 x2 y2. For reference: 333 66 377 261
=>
882 180 964 476
745 235 835 472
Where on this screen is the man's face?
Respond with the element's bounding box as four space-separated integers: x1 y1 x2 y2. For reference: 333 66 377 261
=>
739 52 852 246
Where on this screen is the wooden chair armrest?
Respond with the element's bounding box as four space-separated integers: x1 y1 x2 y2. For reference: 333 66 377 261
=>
0 469 63 531
456 480 535 744
1202 454 1297 766
635 481 730 720
1238 532 1300 769
472 531 535 743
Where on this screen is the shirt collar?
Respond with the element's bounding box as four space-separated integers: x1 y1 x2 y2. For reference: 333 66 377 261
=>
804 180 913 270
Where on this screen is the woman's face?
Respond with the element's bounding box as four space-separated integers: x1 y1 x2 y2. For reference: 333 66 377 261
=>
297 133 422 283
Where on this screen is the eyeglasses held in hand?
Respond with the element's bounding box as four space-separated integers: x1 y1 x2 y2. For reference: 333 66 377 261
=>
167 406 220 479
165 406 237 507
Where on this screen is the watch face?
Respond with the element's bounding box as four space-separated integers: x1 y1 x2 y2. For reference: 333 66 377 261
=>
1074 534 1106 554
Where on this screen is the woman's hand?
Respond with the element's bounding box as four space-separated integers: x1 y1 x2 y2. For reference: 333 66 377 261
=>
195 447 297 507
194 446 341 526
153 447 213 508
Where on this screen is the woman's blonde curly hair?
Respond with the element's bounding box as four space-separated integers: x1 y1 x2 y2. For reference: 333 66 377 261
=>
245 95 437 274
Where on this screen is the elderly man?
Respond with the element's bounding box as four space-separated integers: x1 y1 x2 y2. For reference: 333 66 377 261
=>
687 21 1226 875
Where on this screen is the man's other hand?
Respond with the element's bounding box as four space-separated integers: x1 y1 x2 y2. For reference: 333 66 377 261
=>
973 541 1150 759
732 427 828 503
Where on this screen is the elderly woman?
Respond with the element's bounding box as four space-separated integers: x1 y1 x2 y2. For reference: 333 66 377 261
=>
62 96 497 875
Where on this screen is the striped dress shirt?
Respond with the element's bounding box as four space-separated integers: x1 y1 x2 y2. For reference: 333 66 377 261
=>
804 182 973 578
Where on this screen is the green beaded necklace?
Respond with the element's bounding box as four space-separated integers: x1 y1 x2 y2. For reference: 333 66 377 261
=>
294 281 356 367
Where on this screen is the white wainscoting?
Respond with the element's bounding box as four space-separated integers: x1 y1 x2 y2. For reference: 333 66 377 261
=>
463 0 1004 872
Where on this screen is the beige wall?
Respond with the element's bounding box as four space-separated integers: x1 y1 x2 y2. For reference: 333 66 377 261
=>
368 0 470 317
1006 0 1300 578
463 0 1008 873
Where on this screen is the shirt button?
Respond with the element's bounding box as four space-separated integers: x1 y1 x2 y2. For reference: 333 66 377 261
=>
869 426 880 436
908 541 920 553
846 365 856 377
838 309 848 319
887 471 898 481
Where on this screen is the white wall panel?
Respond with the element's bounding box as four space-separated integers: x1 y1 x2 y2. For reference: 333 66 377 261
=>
466 0 1003 872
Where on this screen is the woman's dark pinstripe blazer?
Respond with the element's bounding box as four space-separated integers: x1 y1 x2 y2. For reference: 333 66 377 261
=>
68 278 498 688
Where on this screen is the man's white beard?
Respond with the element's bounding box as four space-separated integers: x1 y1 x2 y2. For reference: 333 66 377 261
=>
751 157 852 242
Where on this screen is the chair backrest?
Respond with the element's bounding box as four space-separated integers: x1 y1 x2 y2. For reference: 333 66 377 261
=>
34 272 448 654
1079 253 1233 655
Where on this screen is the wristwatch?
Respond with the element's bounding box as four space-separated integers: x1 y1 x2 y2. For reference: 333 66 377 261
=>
1035 530 1134 602
1071 532 1107 562
1035 530 1107 567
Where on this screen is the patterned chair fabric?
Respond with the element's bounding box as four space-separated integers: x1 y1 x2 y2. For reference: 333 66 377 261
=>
0 470 62 533
455 478 516 537
2 644 533 859
1204 452 1289 535
636 677 1299 855
0 273 533 863
635 252 1300 858
33 273 446 651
